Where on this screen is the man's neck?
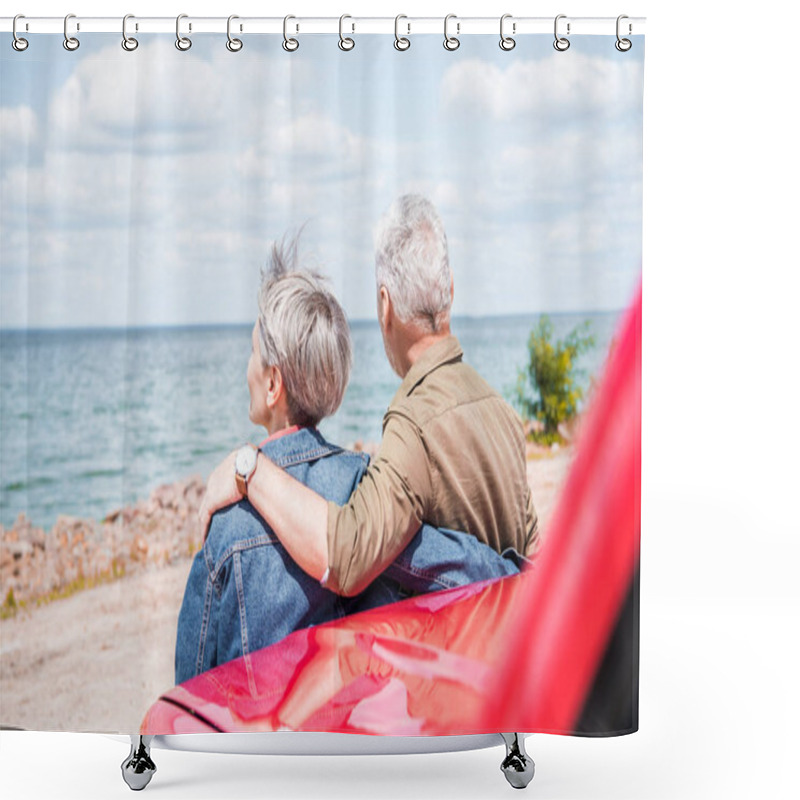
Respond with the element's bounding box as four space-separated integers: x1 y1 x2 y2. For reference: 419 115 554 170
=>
400 325 452 377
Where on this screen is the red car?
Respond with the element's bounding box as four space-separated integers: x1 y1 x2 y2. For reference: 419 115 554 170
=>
128 284 642 791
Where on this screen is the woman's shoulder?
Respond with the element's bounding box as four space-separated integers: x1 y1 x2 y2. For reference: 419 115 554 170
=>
317 445 370 479
283 431 369 503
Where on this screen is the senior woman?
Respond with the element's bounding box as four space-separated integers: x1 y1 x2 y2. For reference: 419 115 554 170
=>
175 233 520 685
175 235 373 683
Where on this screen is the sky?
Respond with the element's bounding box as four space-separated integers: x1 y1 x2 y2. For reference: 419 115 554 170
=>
0 33 644 329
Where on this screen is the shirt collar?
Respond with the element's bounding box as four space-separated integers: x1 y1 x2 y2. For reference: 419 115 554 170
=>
258 424 301 448
258 426 342 469
393 334 464 401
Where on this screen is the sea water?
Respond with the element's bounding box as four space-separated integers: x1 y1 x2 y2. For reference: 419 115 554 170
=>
0 313 619 529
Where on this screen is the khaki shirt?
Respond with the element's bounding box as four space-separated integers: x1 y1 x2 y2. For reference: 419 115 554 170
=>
325 334 539 596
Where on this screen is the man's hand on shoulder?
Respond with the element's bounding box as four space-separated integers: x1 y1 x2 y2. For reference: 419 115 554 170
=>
198 449 245 541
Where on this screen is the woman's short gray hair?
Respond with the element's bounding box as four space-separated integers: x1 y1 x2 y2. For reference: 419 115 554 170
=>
257 234 352 428
374 194 452 333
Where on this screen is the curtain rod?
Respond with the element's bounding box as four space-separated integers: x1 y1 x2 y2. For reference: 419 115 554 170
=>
1 16 646 37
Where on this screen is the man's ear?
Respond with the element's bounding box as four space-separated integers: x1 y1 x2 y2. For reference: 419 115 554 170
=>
265 365 284 409
379 286 392 332
450 274 454 304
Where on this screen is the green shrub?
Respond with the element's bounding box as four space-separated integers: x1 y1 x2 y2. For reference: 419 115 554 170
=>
516 316 595 438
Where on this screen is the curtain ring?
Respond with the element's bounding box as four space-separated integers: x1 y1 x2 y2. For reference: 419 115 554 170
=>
63 13 80 51
443 14 460 51
394 15 410 51
283 15 299 51
554 15 570 51
176 14 192 51
499 14 515 51
122 14 138 51
226 15 243 52
338 14 355 51
12 15 29 52
615 15 632 51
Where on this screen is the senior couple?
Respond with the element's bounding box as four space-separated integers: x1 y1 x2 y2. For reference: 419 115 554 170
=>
174 194 540 684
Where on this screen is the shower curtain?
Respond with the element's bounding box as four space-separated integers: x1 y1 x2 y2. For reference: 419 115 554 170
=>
0 22 643 738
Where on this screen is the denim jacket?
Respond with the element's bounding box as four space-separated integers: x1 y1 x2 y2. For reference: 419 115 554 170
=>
175 427 369 684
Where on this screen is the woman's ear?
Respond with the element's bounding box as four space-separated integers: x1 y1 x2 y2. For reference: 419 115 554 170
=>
265 365 284 409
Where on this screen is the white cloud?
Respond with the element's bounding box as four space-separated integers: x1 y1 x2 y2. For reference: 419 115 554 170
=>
46 43 227 151
495 126 643 201
441 53 644 123
274 113 359 158
0 105 38 145
43 40 311 153
237 112 399 187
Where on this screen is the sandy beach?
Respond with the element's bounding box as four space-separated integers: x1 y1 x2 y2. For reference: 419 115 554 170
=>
0 447 572 733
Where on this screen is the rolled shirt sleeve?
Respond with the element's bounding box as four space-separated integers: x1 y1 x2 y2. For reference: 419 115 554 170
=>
523 485 540 558
324 412 431 597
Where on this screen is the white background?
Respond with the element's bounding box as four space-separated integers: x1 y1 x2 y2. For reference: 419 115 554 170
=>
2 1 798 798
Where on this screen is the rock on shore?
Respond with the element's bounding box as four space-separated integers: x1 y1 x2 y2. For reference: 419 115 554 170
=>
1 476 205 611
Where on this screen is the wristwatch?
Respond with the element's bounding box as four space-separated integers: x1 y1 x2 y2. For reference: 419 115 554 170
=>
234 444 259 498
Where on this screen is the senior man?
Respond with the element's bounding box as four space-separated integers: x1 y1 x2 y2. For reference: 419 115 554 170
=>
200 194 539 598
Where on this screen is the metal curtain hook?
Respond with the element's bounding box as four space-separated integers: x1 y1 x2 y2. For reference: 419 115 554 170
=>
338 14 355 51
394 15 410 51
499 14 515 51
554 14 570 51
227 15 243 52
122 14 138 51
615 14 632 51
63 13 80 51
283 15 299 51
443 14 460 51
12 15 29 51
176 14 192 51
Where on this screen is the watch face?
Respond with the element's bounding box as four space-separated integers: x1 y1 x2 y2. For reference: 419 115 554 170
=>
235 446 257 478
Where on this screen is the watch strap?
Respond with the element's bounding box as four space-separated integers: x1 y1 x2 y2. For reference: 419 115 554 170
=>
235 444 259 498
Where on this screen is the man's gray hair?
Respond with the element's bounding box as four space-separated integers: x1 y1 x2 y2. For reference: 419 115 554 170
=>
257 234 352 428
374 194 452 333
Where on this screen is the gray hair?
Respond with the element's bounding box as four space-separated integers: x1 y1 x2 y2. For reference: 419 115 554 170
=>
257 233 352 428
374 194 452 333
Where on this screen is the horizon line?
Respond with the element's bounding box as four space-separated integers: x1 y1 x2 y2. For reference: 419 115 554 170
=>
0 308 622 336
